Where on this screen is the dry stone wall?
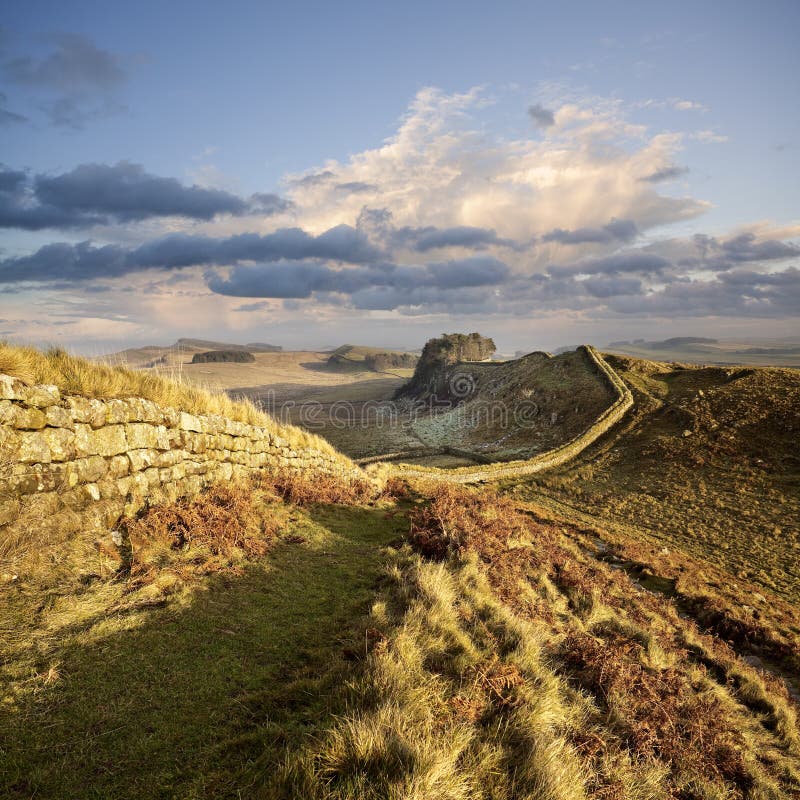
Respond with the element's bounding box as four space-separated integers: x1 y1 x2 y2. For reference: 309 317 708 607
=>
0 373 369 539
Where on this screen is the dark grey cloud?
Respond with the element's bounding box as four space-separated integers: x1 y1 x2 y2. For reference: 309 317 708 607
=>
132 224 384 270
581 276 643 297
719 232 800 262
0 91 27 125
543 218 638 245
393 224 521 252
605 267 800 317
335 181 378 193
290 170 336 188
0 162 292 229
0 166 26 191
528 103 555 128
34 162 248 221
3 34 125 92
206 255 510 300
684 232 800 270
234 301 271 312
250 192 294 215
0 224 386 282
549 251 671 277
640 165 689 182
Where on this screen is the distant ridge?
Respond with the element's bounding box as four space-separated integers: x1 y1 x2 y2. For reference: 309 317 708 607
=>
174 338 282 352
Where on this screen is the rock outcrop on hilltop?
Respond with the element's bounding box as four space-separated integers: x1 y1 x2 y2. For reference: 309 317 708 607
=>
395 333 496 401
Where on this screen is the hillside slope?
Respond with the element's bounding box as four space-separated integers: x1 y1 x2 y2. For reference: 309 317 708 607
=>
408 348 616 461
506 354 800 602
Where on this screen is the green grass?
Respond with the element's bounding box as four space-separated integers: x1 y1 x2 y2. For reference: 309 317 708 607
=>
0 500 406 799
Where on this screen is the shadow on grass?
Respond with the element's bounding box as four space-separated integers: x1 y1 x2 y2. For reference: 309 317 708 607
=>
1 503 407 800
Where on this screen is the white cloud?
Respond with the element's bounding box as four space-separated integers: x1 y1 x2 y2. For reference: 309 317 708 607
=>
283 87 707 265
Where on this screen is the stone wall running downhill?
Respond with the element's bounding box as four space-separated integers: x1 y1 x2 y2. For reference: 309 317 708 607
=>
380 346 634 484
0 374 371 556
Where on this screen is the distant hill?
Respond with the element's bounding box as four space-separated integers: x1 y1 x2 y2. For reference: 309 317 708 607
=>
326 345 418 373
605 336 800 367
175 338 281 352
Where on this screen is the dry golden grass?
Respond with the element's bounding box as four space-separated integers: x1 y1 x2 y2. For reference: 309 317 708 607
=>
270 485 799 799
0 341 345 458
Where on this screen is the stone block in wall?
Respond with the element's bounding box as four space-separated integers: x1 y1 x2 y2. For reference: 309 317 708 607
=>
127 448 158 472
25 384 60 409
154 425 170 450
0 401 47 430
17 431 52 464
65 455 109 486
179 412 203 432
45 405 74 429
108 455 130 478
125 397 161 424
183 431 208 454
117 472 149 500
97 479 121 501
9 463 64 494
217 462 233 481
125 423 160 450
75 424 127 457
42 428 76 461
0 375 28 401
153 449 182 468
106 399 130 424
67 397 107 428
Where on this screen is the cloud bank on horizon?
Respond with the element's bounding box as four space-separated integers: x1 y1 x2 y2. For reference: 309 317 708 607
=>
0 15 798 350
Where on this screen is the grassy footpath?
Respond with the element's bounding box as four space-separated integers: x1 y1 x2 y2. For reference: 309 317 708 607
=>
1 499 405 799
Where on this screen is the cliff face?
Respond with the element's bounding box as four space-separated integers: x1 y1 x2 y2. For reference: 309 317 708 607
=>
395 333 496 401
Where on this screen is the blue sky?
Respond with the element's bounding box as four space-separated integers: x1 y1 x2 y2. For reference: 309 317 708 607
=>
0 0 798 352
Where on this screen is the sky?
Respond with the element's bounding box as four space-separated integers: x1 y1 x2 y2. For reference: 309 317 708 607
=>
0 0 798 354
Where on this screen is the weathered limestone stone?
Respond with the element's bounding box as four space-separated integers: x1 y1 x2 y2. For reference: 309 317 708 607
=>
139 399 161 424
42 427 76 461
179 412 202 432
67 397 107 428
125 423 159 449
66 455 109 485
26 384 60 408
127 448 157 472
83 425 128 457
0 401 47 430
116 471 149 500
97 480 121 500
154 449 182 468
10 463 55 494
0 374 28 401
45 405 74 429
108 454 130 477
217 462 233 481
154 425 170 449
105 399 130 424
18 432 52 464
